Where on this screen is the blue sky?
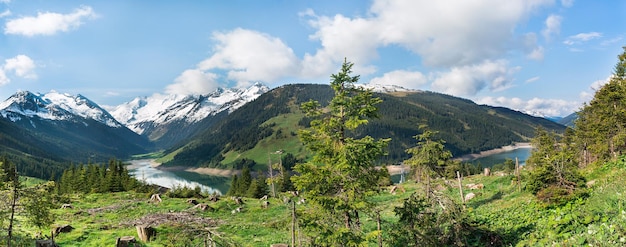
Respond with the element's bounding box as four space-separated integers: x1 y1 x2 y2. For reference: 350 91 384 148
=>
0 0 624 117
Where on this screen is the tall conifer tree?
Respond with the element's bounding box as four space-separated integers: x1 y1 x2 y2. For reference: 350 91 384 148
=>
293 59 389 246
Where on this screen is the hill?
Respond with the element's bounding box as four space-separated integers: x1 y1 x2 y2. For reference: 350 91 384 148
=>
162 84 565 168
0 91 152 178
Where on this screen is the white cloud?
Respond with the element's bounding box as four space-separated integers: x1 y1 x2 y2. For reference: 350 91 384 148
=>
0 54 37 85
4 55 37 79
4 6 96 36
166 69 219 95
525 76 540 83
561 0 574 8
300 0 553 77
0 70 8 86
431 60 517 96
197 28 300 84
0 10 11 18
0 0 10 3
477 96 579 117
563 32 602 45
542 15 562 41
368 70 427 89
527 46 544 60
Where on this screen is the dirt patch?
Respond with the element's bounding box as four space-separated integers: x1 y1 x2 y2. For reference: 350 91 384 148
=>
120 212 222 227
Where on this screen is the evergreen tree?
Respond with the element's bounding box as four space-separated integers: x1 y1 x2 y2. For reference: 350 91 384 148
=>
526 128 586 205
247 172 269 198
404 125 452 197
293 59 390 246
575 47 626 165
237 167 252 196
226 174 240 196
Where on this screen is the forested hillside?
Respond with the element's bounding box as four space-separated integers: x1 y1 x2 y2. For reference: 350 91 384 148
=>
162 83 565 168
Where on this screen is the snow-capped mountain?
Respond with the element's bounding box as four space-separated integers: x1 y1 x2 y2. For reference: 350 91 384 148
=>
357 83 418 93
0 90 152 162
0 90 122 128
107 82 269 147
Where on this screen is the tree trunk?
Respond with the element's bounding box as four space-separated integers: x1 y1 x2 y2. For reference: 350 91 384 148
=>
456 171 464 204
291 200 296 247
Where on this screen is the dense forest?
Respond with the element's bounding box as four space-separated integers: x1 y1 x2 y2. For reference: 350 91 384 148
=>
163 83 564 168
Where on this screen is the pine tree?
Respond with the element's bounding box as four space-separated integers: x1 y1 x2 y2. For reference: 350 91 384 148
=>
226 175 240 196
575 47 626 164
293 59 390 246
236 167 252 196
404 125 452 197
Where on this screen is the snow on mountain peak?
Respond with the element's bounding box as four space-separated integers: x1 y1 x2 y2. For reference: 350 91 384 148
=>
109 83 270 134
0 90 122 127
356 83 419 93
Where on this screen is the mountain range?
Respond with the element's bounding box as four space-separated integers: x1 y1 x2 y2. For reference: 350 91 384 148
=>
0 83 566 178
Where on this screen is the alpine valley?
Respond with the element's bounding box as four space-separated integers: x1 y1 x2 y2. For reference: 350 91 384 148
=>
0 83 565 179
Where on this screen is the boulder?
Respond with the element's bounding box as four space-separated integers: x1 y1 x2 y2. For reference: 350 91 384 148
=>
187 199 198 205
464 192 476 202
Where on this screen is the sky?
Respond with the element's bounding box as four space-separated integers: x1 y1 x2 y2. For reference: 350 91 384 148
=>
0 0 625 117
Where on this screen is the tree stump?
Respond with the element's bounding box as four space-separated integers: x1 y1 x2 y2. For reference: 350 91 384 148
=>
136 225 156 242
52 224 74 237
35 240 58 247
116 236 137 247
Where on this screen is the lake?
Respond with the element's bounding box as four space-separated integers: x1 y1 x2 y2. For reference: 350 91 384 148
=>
127 159 230 195
128 147 533 193
466 147 532 168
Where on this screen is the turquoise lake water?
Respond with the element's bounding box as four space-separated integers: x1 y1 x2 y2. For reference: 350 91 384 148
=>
129 147 533 193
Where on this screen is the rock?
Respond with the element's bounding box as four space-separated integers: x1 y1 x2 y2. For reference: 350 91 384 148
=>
208 194 220 202
61 203 73 209
187 199 198 205
116 236 137 247
270 244 289 247
484 168 491 176
464 192 476 202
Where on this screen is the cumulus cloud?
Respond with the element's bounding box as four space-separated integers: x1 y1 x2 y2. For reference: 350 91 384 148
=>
477 96 579 117
368 70 428 89
4 55 37 79
0 54 37 85
197 28 300 85
431 60 517 97
4 6 96 36
542 15 562 41
166 69 219 95
309 0 550 69
563 32 602 45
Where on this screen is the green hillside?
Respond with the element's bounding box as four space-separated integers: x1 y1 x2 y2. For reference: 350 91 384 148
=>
4 159 622 246
162 84 565 169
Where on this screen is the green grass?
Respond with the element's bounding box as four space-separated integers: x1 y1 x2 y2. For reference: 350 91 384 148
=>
8 159 626 246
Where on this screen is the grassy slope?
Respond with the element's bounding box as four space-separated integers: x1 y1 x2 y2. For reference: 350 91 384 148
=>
11 160 626 246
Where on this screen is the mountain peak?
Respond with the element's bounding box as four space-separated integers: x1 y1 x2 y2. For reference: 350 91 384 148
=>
0 90 122 128
109 82 270 135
